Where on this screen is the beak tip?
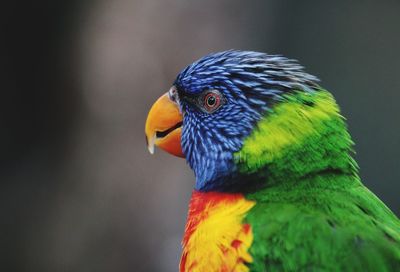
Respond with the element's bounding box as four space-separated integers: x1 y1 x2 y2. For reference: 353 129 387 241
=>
148 145 155 154
146 134 156 155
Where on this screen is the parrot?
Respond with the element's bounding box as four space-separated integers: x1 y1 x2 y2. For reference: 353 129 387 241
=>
144 50 400 271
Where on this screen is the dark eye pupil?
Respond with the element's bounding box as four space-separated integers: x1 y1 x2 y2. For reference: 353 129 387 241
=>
207 96 216 106
203 91 222 113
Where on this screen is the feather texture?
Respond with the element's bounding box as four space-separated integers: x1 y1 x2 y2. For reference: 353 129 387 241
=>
180 191 255 272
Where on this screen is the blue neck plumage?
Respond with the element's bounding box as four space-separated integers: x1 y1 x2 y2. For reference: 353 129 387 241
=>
181 108 260 192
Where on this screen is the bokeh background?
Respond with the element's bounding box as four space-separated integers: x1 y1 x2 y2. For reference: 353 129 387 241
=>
3 1 400 271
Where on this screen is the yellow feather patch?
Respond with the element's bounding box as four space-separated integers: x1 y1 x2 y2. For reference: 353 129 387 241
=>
180 191 255 272
235 91 341 172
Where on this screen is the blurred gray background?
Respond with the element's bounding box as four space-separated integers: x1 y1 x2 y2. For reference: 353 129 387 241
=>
2 1 399 271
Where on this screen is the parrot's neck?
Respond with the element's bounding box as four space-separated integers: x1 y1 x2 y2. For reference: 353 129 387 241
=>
230 90 360 192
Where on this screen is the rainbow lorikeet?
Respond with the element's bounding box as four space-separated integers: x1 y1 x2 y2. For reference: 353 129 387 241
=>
145 50 400 271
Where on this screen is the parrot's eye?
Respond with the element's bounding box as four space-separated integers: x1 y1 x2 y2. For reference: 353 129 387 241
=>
203 90 223 113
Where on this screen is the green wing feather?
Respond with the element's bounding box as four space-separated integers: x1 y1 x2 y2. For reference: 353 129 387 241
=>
245 175 400 271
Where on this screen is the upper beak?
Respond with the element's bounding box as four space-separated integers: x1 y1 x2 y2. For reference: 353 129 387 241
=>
145 92 184 157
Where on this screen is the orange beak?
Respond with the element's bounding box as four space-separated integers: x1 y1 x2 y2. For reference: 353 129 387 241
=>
145 92 184 157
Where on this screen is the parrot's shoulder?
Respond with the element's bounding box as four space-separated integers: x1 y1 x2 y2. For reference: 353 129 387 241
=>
244 180 400 271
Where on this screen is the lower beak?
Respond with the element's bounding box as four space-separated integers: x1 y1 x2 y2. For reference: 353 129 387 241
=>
145 92 184 157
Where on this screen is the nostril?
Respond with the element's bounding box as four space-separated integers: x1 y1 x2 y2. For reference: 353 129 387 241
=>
168 86 181 104
168 87 177 100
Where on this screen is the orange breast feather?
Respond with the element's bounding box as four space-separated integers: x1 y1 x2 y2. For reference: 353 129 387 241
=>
180 191 255 272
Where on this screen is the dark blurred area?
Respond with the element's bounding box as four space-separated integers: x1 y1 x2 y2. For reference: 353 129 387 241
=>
2 1 399 271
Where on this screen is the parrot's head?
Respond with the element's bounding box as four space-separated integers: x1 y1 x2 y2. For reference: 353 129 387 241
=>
145 50 322 191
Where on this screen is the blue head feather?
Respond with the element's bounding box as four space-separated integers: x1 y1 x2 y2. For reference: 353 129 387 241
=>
174 50 319 191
